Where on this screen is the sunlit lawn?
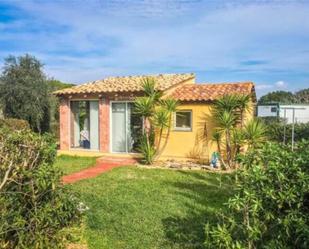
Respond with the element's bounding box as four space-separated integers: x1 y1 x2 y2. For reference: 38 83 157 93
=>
55 155 97 175
58 156 234 249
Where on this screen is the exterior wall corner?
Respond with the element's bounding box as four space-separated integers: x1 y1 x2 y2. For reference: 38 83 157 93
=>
59 97 70 150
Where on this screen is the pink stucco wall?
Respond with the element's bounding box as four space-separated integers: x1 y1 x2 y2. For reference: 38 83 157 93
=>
99 97 110 152
59 98 70 150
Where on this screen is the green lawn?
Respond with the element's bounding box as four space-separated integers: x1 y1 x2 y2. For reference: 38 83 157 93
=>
58 156 234 249
55 155 97 175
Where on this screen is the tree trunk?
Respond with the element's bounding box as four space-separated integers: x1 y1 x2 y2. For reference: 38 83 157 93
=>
155 114 172 159
225 130 232 169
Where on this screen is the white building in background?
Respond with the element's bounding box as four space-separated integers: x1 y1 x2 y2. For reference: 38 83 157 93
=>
257 104 279 118
257 104 309 124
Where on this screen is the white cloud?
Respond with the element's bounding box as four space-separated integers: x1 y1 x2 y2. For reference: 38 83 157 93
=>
275 80 287 88
0 0 309 87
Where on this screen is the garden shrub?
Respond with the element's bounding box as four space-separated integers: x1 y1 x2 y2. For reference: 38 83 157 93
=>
0 118 29 131
205 141 309 249
260 117 309 143
0 128 81 248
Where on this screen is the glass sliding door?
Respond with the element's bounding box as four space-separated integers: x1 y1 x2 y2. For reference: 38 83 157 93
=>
70 100 99 150
111 102 143 153
111 103 127 152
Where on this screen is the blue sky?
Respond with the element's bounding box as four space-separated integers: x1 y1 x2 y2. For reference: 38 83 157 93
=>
0 0 309 97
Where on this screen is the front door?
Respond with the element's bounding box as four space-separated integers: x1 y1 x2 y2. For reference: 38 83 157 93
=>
111 102 142 153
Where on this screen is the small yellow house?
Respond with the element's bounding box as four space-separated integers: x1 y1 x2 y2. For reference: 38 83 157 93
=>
55 73 256 161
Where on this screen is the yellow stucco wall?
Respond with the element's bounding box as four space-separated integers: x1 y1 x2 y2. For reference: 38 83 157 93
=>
157 101 255 162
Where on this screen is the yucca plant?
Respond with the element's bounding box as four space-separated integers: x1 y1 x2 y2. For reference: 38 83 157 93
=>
152 108 170 150
134 78 178 164
243 118 267 149
211 129 228 169
213 94 240 114
236 94 251 128
211 94 253 169
138 133 156 164
155 98 179 157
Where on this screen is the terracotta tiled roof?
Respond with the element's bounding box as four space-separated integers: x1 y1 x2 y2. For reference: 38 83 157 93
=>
169 82 255 101
54 73 195 95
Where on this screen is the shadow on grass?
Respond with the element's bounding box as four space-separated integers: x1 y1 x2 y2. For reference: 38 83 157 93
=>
161 172 233 249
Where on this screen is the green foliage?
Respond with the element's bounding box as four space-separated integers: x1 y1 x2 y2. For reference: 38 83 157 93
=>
242 119 267 149
47 79 74 91
134 77 179 164
141 77 162 101
295 88 309 103
258 90 295 104
0 54 50 132
258 88 309 104
0 128 81 248
134 96 155 117
0 54 73 135
138 133 157 164
211 94 261 169
205 141 309 249
0 118 29 131
263 118 309 143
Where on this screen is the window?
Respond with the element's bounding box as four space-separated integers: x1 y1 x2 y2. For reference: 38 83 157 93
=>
271 107 277 113
174 111 192 131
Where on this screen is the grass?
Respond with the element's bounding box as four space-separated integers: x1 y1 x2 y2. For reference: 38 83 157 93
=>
55 155 97 175
58 156 234 249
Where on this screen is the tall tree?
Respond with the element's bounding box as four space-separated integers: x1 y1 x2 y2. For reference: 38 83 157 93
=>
0 54 50 132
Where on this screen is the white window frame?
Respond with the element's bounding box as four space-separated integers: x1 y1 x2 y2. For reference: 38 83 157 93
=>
174 110 192 131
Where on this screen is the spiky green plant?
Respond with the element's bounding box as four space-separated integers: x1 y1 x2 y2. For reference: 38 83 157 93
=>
141 77 162 101
214 111 237 168
213 94 240 114
243 119 267 149
134 78 178 164
236 94 251 128
138 133 156 164
155 98 179 157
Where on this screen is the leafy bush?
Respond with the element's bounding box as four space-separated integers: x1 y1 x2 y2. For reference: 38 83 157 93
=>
205 141 309 249
263 118 309 143
0 118 29 131
0 128 81 248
